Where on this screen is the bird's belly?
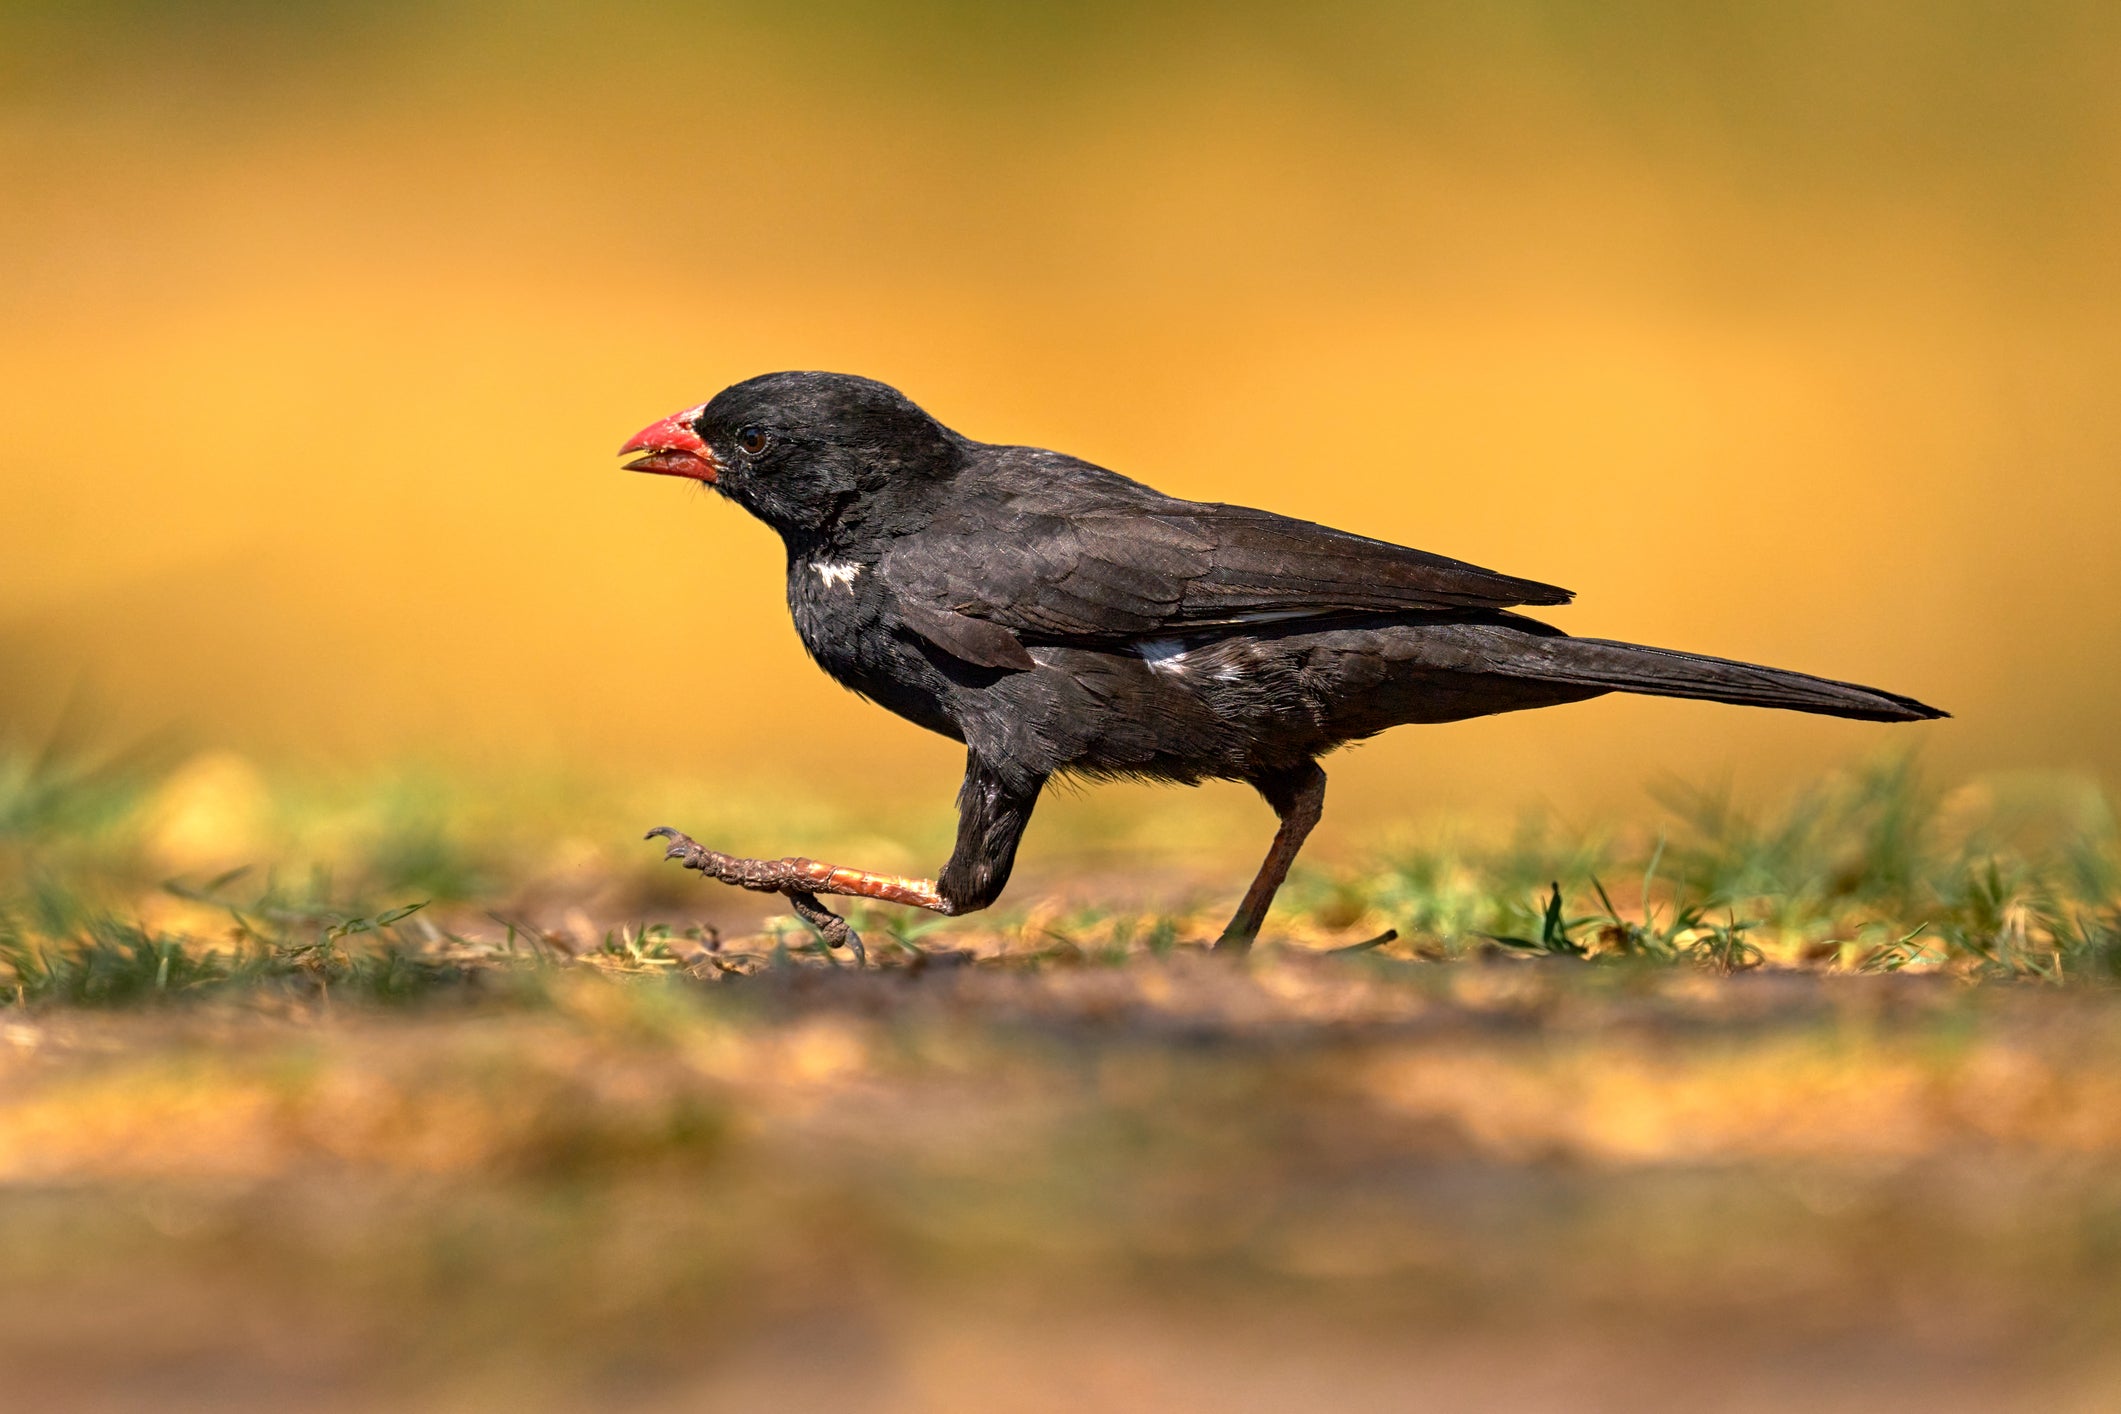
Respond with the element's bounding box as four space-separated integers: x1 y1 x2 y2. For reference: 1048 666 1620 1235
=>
960 640 1308 784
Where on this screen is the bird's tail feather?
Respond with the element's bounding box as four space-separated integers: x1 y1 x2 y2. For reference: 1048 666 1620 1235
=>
1506 635 1947 723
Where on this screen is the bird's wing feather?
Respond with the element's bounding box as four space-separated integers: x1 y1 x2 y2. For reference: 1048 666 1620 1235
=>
884 482 1571 646
896 601 1038 671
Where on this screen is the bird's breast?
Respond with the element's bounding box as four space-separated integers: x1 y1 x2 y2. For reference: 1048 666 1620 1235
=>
784 558 965 739
786 557 880 660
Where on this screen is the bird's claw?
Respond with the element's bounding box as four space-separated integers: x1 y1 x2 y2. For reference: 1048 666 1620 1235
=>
644 824 711 871
787 891 867 966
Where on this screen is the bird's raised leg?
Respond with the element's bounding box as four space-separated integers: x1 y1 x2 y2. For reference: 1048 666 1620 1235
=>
645 753 1043 963
1215 761 1327 954
644 828 946 962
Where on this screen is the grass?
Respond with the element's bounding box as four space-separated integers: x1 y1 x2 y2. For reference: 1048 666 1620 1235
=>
1289 756 2121 981
0 744 2116 1051
2 743 2120 1410
6 737 2113 986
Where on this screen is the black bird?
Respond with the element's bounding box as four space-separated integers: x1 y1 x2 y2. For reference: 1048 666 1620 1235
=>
620 371 1943 956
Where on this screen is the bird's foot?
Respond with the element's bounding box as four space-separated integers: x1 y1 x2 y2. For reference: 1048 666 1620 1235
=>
644 826 745 883
644 825 951 965
784 890 866 966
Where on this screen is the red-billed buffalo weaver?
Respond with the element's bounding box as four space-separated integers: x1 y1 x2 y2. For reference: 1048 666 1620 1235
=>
621 372 1944 956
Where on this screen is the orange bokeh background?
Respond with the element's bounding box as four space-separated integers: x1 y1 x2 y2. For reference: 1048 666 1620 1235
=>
5 2 2118 829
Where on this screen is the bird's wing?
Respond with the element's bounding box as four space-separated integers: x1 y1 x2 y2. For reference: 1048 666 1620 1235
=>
883 491 1572 653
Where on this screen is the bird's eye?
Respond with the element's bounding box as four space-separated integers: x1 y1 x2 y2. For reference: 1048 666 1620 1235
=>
737 426 768 456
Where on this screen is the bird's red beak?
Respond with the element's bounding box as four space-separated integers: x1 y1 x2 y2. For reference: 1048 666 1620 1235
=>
620 405 720 483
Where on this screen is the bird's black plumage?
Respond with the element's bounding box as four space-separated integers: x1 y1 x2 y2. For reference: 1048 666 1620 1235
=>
624 370 1944 953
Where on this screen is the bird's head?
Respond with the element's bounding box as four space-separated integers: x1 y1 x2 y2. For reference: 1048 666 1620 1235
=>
620 371 961 539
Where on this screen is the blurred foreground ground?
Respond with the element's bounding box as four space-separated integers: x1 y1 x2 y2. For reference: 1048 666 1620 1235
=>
3 750 2119 1411
7 959 2121 1412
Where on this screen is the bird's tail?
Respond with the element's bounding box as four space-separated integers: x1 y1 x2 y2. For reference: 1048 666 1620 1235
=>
1502 633 1946 723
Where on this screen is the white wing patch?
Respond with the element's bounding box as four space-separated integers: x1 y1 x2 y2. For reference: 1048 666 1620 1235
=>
811 561 863 591
1138 639 1190 677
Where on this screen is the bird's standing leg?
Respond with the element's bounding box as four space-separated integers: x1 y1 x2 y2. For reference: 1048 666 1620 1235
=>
645 753 1042 963
1214 761 1328 953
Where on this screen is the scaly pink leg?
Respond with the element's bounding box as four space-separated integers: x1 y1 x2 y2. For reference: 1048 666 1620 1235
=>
645 826 958 963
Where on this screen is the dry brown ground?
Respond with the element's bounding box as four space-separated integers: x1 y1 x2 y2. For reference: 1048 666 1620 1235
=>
4 950 2120 1412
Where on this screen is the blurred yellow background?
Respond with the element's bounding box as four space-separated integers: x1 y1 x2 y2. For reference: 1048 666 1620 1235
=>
4 1 2117 831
